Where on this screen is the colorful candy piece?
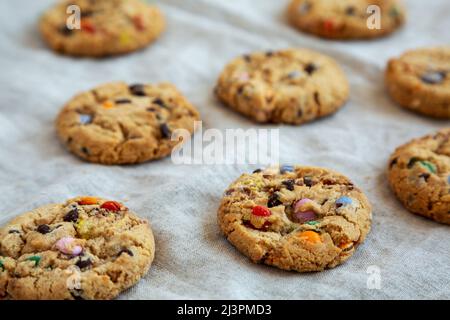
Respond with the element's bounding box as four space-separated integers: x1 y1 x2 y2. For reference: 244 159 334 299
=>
421 71 446 85
447 176 450 184
78 197 98 205
133 15 145 31
339 242 353 250
102 101 114 109
298 231 322 244
79 114 92 125
323 20 334 33
252 205 271 217
297 2 311 15
294 198 312 212
56 237 83 256
0 260 4 271
419 161 437 174
80 20 96 33
100 201 122 212
336 196 352 208
293 211 317 223
119 31 132 45
305 220 319 226
286 71 302 79
25 256 41 267
280 165 294 174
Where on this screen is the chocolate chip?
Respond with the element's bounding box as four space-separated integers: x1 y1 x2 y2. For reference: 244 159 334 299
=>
267 193 282 208
421 71 446 85
252 168 262 173
81 10 94 18
147 107 156 112
243 54 251 62
8 229 20 234
390 158 398 168
314 91 321 106
304 176 314 187
345 6 356 15
63 209 79 222
304 63 318 75
58 25 73 36
407 157 420 169
76 258 92 269
129 84 146 96
37 224 51 234
282 179 295 191
153 98 168 108
70 289 85 300
225 188 235 195
237 86 245 95
81 147 90 155
266 51 274 57
419 173 430 182
160 123 171 139
115 98 131 104
118 248 133 257
67 137 73 144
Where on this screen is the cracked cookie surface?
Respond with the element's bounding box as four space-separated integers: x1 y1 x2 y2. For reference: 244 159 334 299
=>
388 129 450 224
386 47 450 118
215 49 349 124
287 0 405 40
56 81 200 165
39 0 165 57
218 165 372 272
0 196 155 300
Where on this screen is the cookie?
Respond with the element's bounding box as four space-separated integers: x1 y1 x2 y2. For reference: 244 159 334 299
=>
385 47 450 119
215 49 349 124
218 165 372 272
287 0 405 40
56 82 200 165
388 129 450 224
39 0 165 57
0 196 154 300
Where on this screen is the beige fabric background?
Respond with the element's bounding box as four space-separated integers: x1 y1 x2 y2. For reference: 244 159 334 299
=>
0 0 449 299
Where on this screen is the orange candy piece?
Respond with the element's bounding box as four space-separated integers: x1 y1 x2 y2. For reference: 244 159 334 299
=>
102 101 114 109
78 196 99 205
298 231 322 244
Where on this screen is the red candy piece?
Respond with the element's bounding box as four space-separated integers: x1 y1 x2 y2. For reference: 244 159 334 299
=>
323 20 334 33
133 15 145 31
100 201 121 212
252 206 271 217
81 20 96 33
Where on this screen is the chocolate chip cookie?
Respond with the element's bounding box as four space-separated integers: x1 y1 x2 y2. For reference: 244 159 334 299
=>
0 196 155 300
218 165 372 272
56 82 200 165
388 129 450 224
386 47 450 118
287 0 405 40
215 49 349 124
39 0 165 57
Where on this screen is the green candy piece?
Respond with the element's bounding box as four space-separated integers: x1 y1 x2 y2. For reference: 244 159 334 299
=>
0 260 4 272
26 256 41 267
306 220 319 226
419 161 437 174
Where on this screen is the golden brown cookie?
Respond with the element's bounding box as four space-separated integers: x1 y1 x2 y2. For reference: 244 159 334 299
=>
385 47 450 118
0 196 154 300
215 49 349 124
39 0 165 57
287 0 405 40
218 165 372 272
56 82 200 165
388 129 450 224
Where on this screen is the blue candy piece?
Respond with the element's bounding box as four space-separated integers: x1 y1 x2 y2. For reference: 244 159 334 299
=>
79 114 92 125
280 165 294 174
336 196 352 207
447 175 450 184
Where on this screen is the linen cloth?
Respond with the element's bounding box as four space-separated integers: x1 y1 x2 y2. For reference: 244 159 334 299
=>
0 0 449 299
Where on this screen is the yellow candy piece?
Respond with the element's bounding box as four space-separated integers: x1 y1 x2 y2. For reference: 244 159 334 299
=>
75 219 92 239
119 32 132 45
